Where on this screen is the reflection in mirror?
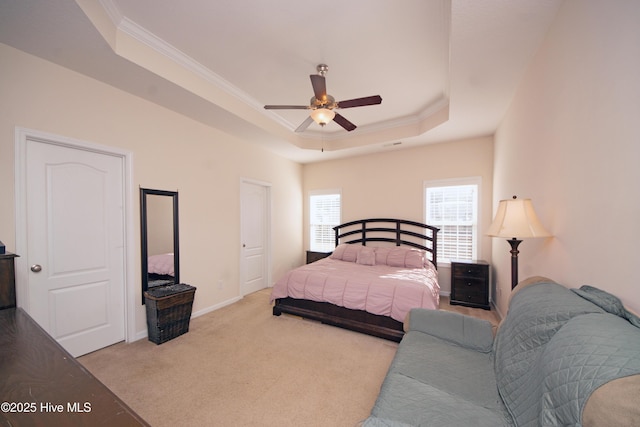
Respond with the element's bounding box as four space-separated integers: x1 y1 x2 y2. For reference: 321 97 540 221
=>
140 188 179 303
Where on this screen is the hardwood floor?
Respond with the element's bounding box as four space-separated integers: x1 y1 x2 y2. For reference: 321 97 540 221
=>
439 295 501 326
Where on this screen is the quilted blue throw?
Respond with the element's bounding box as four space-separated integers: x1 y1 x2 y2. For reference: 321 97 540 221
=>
494 282 640 426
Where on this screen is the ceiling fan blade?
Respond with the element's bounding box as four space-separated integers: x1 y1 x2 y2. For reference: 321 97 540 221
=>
337 95 382 109
264 105 309 110
295 116 314 132
310 75 327 102
333 113 357 132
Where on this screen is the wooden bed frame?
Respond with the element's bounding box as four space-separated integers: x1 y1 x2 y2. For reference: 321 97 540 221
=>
272 218 439 342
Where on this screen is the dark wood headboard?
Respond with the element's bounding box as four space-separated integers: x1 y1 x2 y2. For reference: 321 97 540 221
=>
333 218 439 268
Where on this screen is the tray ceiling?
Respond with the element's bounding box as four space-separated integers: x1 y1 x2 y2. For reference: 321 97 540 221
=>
0 0 563 163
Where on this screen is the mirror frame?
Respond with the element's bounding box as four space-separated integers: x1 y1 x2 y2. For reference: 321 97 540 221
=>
140 188 180 303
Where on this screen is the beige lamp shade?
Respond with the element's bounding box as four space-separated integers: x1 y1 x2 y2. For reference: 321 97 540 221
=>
310 108 335 125
487 198 551 239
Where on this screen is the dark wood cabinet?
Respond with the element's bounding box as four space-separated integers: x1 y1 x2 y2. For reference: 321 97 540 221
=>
306 251 331 264
0 308 149 426
450 259 490 310
0 252 19 309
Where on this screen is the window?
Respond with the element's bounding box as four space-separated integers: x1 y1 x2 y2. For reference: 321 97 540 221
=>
425 178 480 264
309 190 341 252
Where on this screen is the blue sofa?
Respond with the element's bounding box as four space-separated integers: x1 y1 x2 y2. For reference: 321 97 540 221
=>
363 278 640 426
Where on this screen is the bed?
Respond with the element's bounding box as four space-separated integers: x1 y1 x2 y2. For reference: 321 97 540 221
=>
147 253 175 287
271 218 439 342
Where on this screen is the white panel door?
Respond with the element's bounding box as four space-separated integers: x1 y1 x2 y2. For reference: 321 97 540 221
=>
25 138 125 357
240 181 270 296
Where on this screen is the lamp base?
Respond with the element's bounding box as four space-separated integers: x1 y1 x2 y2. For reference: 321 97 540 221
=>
507 238 522 290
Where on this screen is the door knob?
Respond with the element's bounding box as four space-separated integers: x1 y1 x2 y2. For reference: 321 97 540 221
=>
31 264 42 273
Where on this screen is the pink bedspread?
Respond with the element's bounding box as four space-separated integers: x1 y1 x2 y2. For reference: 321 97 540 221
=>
148 253 174 276
270 257 439 323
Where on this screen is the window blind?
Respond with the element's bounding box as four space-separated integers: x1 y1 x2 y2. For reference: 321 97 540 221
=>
426 183 478 263
310 193 341 252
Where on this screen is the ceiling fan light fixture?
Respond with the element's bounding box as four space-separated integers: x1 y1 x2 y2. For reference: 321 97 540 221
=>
264 64 380 132
310 108 335 126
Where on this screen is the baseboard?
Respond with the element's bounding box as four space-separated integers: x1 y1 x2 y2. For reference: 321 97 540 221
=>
491 300 505 321
191 295 243 318
131 295 243 342
133 329 148 342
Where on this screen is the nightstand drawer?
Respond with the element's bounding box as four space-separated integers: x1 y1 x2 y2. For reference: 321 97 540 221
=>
452 263 486 279
453 291 488 305
452 277 486 294
452 278 487 304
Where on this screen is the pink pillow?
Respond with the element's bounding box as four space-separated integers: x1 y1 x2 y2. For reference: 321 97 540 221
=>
330 244 360 262
342 245 360 262
330 244 347 260
378 247 426 268
401 249 426 268
374 247 391 265
356 247 376 266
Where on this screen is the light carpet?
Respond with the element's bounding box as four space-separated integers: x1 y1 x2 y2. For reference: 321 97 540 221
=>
79 289 401 426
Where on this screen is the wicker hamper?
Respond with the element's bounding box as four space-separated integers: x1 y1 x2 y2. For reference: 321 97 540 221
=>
144 283 196 344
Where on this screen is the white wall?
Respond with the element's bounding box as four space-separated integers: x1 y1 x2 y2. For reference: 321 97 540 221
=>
492 0 640 315
6 0 636 335
0 43 303 337
303 137 494 294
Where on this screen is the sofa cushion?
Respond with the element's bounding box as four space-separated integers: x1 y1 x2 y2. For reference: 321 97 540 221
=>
366 372 512 427
367 330 511 426
395 332 505 410
405 308 494 352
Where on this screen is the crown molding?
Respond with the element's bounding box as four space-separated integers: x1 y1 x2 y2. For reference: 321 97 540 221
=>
98 0 266 117
96 0 449 145
98 0 123 26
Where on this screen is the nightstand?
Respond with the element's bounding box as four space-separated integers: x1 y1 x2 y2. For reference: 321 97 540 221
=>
306 251 331 264
0 253 19 309
450 259 490 310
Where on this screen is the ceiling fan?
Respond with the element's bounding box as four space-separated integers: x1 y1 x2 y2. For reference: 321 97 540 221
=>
264 64 382 132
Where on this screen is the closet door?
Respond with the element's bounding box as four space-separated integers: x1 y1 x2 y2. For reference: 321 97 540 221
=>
240 180 271 296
